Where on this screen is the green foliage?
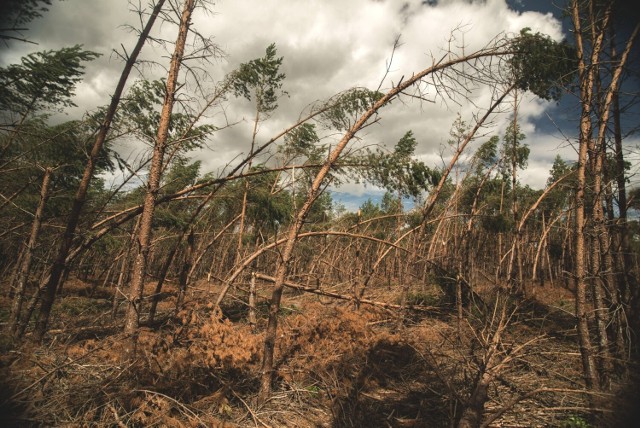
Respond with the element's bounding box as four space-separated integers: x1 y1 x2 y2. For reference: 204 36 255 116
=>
0 0 52 27
280 123 328 181
0 0 53 43
280 123 322 160
447 114 469 148
502 122 529 175
365 131 440 198
303 190 333 227
381 191 402 215
473 135 500 175
0 119 113 215
457 133 506 230
216 164 295 237
246 165 293 235
543 155 575 214
305 384 321 394
277 123 334 226
152 159 203 229
547 155 571 186
359 198 382 219
118 79 216 152
121 79 166 138
161 158 202 195
395 129 418 158
0 118 114 268
321 88 384 131
629 187 640 211
508 28 577 101
231 43 286 115
0 45 100 116
560 415 590 428
481 212 512 233
353 194 402 237
404 291 440 306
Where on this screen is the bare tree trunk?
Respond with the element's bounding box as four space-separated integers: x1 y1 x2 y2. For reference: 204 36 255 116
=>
112 218 139 319
532 211 563 283
30 0 167 342
507 90 521 293
570 0 604 390
610 27 639 358
147 242 180 322
8 167 52 336
175 229 195 312
236 110 260 265
497 180 505 282
458 303 511 428
590 140 614 387
123 0 196 353
579 1 638 388
112 249 130 319
358 87 514 303
7 240 27 300
188 214 241 283
248 271 257 331
257 49 516 401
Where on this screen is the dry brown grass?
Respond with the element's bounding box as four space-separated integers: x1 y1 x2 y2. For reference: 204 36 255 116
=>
0 276 632 427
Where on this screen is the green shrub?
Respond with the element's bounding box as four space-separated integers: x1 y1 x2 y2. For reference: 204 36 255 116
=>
404 291 439 306
560 415 590 428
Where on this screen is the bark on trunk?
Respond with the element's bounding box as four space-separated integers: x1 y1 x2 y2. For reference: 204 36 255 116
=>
570 0 604 390
257 54 515 401
8 167 52 336
30 0 167 342
248 272 257 331
123 0 196 353
175 229 195 311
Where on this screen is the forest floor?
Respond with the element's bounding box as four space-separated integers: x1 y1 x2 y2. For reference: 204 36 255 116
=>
1 277 637 427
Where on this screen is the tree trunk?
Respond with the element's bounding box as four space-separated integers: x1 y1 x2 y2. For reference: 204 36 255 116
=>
175 229 195 312
8 167 52 336
123 0 195 354
610 28 639 358
570 0 604 390
248 271 257 331
30 0 167 342
147 243 180 323
508 90 521 293
257 55 515 401
236 106 261 266
589 137 613 387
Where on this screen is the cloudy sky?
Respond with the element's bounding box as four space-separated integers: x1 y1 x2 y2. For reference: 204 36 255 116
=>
3 0 637 210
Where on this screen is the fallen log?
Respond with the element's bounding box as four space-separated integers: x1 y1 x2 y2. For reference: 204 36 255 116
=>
254 272 439 313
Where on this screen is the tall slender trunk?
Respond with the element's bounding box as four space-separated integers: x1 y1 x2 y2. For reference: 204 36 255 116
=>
30 0 167 342
236 110 261 265
112 222 137 320
8 167 52 336
610 26 638 357
590 140 613 387
570 0 604 390
507 90 521 292
497 180 505 281
123 0 196 349
147 242 180 322
175 229 195 311
257 64 515 401
248 272 257 331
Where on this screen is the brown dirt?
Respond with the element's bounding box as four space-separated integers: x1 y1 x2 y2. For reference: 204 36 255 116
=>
0 277 633 427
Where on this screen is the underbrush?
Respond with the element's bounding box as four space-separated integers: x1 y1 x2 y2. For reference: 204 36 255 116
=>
3 296 451 427
0 279 632 427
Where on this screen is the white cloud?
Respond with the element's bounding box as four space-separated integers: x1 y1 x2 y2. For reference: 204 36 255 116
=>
10 0 574 193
